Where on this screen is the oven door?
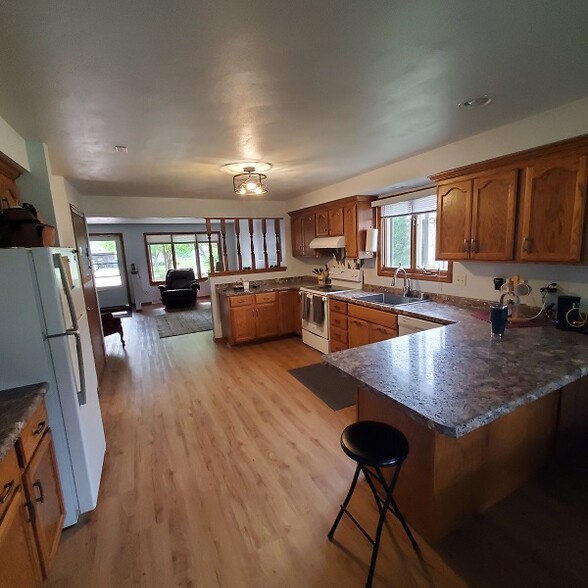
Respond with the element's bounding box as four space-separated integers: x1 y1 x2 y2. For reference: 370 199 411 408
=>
301 292 328 338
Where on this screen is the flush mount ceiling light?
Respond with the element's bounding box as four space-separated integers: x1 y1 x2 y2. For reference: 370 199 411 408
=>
220 161 272 174
232 166 268 196
458 95 493 110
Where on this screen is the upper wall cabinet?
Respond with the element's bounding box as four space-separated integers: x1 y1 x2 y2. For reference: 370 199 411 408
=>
290 196 376 259
519 154 587 262
436 169 518 261
431 134 588 264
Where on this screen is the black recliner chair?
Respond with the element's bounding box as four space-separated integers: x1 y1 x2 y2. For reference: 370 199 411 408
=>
158 269 200 308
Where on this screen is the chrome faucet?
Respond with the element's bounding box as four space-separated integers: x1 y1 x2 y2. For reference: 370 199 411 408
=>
393 266 411 296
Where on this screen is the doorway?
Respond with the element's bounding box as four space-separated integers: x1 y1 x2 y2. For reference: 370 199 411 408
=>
89 233 131 311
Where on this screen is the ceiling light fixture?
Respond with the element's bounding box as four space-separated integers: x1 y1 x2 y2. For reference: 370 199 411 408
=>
458 95 492 110
232 166 268 196
113 145 128 153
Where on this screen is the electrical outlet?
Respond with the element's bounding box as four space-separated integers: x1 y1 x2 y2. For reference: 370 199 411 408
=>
455 273 467 287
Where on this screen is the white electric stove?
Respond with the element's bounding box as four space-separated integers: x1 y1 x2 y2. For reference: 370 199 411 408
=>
300 269 363 353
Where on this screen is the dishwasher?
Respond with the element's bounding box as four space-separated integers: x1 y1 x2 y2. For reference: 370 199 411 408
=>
398 315 442 336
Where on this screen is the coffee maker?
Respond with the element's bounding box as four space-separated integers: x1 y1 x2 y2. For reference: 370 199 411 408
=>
556 295 581 330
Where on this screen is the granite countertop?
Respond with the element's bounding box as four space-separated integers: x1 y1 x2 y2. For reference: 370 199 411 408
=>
0 383 48 461
217 277 315 297
323 295 588 438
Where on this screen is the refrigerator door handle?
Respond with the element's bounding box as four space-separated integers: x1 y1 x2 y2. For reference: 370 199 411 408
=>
45 330 87 406
53 253 79 331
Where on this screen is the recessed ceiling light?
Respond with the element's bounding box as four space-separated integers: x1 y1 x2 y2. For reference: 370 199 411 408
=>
458 96 492 110
220 161 272 174
114 145 128 153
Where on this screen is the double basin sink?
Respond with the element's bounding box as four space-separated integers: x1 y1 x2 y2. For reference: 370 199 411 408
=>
356 292 426 307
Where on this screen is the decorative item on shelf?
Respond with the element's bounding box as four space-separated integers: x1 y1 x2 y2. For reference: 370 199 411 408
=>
220 162 272 196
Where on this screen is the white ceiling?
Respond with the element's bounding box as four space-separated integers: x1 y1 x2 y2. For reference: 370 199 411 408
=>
1 1 588 201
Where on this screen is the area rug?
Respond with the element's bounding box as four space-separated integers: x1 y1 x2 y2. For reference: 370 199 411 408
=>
288 363 356 410
154 304 213 338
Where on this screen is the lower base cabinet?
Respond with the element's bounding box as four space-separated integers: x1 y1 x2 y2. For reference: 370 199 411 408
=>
23 431 65 576
223 290 300 344
0 486 43 588
0 401 65 588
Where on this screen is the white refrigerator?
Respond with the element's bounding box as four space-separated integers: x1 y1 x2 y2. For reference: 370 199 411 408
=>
0 247 106 527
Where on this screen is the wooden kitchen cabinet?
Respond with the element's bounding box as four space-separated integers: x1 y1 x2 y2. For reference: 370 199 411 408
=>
225 291 299 344
432 135 588 265
0 485 43 588
348 317 370 348
22 431 65 577
290 196 376 260
519 154 587 262
436 170 518 261
0 399 64 587
348 302 398 347
291 213 318 258
278 290 301 336
344 200 375 259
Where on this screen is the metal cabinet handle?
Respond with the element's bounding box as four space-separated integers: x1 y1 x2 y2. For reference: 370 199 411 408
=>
0 481 14 503
33 420 46 436
522 237 532 253
33 480 44 504
463 239 470 252
471 238 478 253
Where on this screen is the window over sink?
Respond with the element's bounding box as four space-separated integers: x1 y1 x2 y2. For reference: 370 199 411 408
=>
377 192 452 282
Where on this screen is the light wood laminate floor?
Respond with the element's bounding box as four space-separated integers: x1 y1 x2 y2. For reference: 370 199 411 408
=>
46 307 588 587
46 307 462 588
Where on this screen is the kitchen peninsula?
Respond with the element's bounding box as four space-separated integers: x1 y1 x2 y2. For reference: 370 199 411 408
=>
324 297 588 542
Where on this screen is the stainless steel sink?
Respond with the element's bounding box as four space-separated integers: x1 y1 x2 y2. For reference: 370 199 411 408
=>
357 292 425 306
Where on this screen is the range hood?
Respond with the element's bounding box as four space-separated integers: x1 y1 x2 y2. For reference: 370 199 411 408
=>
309 236 346 249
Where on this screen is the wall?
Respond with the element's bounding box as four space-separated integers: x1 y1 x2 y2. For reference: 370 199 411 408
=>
0 114 29 171
287 97 588 307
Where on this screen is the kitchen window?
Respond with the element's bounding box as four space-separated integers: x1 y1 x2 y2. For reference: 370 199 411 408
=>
377 192 452 282
145 232 221 284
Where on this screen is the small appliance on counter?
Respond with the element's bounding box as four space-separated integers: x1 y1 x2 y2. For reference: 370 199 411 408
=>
556 295 587 333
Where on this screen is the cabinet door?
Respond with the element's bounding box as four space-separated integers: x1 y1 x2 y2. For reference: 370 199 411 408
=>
230 305 256 343
519 154 587 262
344 204 358 258
369 323 397 344
278 291 296 335
0 486 43 588
315 210 329 237
328 207 344 236
256 302 279 339
302 214 317 257
291 215 304 258
471 169 518 261
436 181 472 260
23 431 65 577
348 317 370 348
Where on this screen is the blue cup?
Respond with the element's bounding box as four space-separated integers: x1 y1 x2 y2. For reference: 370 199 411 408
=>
489 303 508 337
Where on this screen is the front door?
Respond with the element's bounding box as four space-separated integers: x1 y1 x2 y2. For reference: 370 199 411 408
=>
70 205 106 382
89 233 131 311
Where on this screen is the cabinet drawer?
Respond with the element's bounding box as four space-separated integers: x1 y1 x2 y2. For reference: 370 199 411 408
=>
330 311 348 330
348 304 398 328
255 292 277 304
0 446 20 520
329 299 348 315
229 294 254 307
330 325 348 344
17 401 48 466
330 339 348 352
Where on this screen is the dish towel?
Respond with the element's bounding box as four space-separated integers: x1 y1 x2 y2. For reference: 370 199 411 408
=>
312 295 325 324
302 293 312 321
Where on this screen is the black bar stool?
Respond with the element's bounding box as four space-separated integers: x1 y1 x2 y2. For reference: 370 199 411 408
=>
328 420 419 587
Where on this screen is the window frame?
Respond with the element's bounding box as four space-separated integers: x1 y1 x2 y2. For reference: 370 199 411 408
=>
376 202 453 283
144 231 222 285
